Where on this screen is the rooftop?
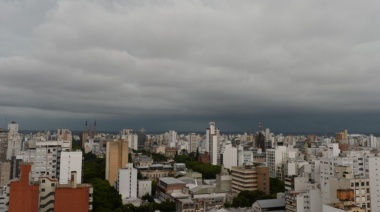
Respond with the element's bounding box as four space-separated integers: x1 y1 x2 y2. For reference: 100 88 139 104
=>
159 177 186 185
256 199 285 209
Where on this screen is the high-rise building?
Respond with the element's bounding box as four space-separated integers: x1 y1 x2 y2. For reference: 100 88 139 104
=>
17 140 70 181
266 146 287 179
0 129 8 160
137 128 146 150
255 131 266 151
0 161 10 187
105 139 129 186
6 122 22 160
57 129 73 150
115 163 137 200
188 133 200 153
121 129 138 151
206 122 219 165
222 143 237 170
367 157 380 212
336 129 349 152
59 151 82 185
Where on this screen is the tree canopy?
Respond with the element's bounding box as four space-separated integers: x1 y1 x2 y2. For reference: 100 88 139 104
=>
226 190 272 208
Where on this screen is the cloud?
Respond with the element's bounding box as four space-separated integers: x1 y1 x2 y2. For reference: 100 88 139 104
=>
1 0 380 131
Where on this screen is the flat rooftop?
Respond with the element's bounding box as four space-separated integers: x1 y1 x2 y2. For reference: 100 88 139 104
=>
159 177 186 185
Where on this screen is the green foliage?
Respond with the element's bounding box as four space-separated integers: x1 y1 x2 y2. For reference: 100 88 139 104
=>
83 152 105 182
141 193 155 203
151 180 157 196
270 177 285 196
174 152 197 163
72 138 82 151
229 190 272 208
89 178 123 211
151 153 168 162
173 152 220 179
185 161 221 179
83 152 121 211
128 153 133 162
137 171 147 180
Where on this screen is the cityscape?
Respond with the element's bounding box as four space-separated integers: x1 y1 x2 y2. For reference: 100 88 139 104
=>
2 0 380 212
1 121 380 211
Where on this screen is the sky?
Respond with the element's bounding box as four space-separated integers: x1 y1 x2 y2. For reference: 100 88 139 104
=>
1 0 380 133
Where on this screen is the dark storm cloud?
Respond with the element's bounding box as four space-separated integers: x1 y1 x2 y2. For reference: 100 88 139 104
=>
1 0 380 131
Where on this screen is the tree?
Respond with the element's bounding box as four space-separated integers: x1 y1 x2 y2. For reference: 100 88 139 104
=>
89 178 122 211
270 177 285 196
229 190 272 208
83 153 105 182
185 161 221 179
151 153 168 162
141 193 155 203
151 180 157 196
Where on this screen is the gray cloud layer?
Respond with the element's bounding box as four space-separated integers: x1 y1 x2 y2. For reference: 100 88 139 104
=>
1 0 380 132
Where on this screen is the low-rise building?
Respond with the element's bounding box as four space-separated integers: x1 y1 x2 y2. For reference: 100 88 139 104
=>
157 177 186 201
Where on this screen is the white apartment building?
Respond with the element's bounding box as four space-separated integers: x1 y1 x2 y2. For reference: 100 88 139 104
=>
266 146 287 179
16 140 71 181
121 129 138 151
222 143 237 170
188 133 200 153
168 130 177 148
115 163 137 200
367 157 380 212
206 122 219 165
6 122 22 160
237 148 253 166
285 184 321 212
59 151 82 184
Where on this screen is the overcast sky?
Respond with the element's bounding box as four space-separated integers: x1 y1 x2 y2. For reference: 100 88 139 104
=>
1 0 380 133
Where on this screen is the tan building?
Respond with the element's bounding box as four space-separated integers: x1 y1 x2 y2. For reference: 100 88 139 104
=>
106 139 129 186
0 129 8 160
231 165 270 195
57 129 73 150
0 160 10 187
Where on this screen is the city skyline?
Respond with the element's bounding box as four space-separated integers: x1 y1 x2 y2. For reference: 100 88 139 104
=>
1 1 380 132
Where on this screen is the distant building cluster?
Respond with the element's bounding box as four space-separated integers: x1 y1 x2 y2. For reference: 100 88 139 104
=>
2 120 380 211
0 122 92 211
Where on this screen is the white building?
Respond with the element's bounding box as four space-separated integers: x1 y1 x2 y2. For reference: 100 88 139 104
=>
168 130 177 148
138 180 152 198
188 133 199 153
206 122 219 165
59 151 82 184
6 122 22 160
222 143 237 170
266 146 287 179
115 163 137 200
238 148 253 166
367 157 380 212
121 129 138 151
16 140 71 181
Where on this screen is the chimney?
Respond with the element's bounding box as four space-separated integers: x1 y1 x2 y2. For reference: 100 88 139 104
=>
70 171 77 188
